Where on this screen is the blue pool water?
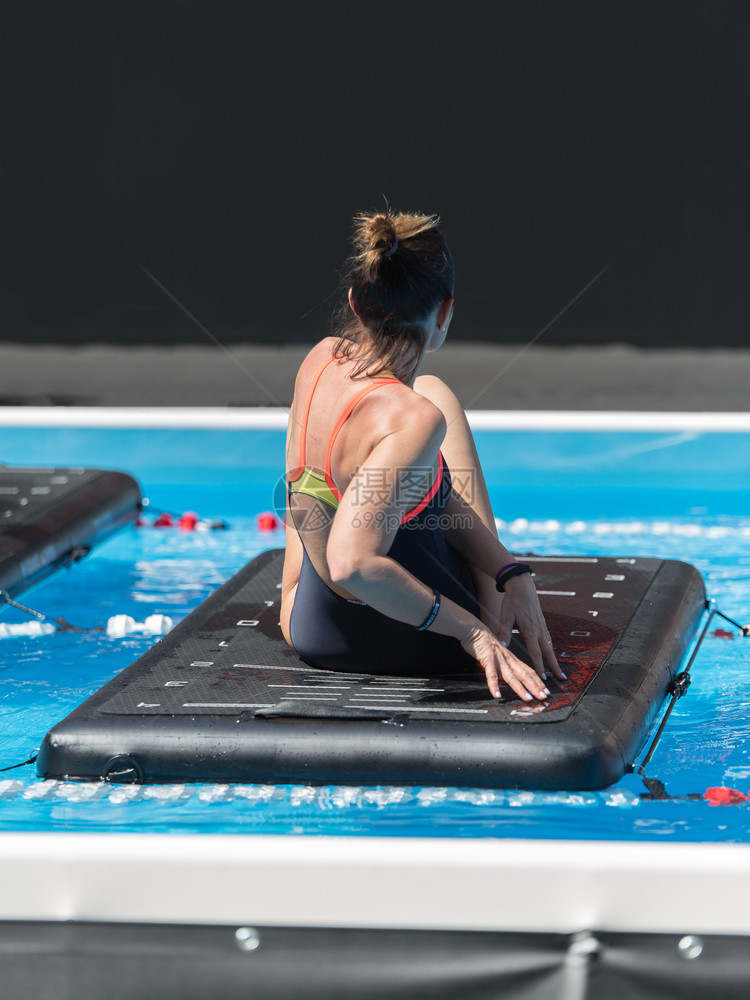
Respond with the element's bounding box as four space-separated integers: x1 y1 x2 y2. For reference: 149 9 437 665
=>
1 423 750 841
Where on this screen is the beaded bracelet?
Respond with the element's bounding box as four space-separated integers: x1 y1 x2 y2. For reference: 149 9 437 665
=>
495 562 533 592
416 590 441 631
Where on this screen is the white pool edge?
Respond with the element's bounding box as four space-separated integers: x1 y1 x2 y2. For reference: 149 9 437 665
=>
1 405 750 431
1 832 749 935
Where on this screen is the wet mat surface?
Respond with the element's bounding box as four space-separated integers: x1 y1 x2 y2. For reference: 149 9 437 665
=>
97 550 660 724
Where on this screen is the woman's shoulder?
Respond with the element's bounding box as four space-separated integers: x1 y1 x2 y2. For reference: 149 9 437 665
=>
367 379 446 446
293 337 338 389
300 336 339 368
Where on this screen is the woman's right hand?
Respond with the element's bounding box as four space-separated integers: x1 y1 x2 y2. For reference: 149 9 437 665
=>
460 624 551 702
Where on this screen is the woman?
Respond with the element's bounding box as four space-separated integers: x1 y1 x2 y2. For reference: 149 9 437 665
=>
280 206 563 702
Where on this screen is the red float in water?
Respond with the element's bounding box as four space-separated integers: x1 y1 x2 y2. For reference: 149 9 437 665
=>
703 786 748 806
178 511 198 531
257 512 279 531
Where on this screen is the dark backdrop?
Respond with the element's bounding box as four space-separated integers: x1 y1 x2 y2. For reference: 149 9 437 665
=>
2 1 748 347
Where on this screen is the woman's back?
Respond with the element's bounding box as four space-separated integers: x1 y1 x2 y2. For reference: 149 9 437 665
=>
286 336 440 599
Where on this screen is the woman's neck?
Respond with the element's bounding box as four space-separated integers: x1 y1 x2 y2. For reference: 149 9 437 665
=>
351 325 426 386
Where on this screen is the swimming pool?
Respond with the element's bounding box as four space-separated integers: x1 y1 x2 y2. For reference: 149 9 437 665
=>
2 409 750 843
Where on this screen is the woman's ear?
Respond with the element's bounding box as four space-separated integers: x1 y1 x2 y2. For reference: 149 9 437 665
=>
348 287 358 317
438 297 455 330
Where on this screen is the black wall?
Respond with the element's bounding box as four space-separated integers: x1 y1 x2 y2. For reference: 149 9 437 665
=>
2 1 748 347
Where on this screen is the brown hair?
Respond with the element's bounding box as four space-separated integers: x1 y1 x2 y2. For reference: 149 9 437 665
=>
332 204 455 383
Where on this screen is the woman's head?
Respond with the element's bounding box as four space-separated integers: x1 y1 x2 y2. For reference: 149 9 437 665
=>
334 204 455 382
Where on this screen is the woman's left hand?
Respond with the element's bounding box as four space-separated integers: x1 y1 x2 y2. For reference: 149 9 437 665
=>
496 573 566 682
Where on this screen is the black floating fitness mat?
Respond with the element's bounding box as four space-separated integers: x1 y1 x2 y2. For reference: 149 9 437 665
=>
39 548 707 790
0 466 141 597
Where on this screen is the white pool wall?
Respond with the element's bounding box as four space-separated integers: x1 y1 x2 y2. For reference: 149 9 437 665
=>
0 406 750 430
1 833 750 935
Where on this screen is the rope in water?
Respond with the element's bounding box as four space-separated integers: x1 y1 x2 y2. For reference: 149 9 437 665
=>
634 602 750 801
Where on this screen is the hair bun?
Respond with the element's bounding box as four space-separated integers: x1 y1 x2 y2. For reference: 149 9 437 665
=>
349 203 448 287
362 213 397 252
352 210 400 280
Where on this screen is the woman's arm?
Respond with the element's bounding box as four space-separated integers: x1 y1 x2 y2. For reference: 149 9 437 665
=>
441 490 564 681
279 495 303 648
280 391 305 647
412 374 561 681
325 398 550 702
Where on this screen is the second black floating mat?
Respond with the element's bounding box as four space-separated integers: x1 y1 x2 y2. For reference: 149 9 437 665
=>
0 466 142 598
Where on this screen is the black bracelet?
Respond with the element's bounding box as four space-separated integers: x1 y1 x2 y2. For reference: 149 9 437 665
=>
416 590 441 631
495 562 534 592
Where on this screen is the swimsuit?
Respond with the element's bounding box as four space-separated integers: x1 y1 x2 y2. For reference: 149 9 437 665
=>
288 355 479 676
